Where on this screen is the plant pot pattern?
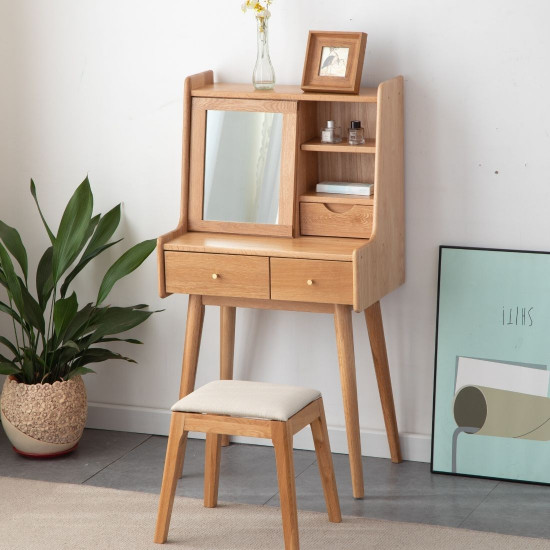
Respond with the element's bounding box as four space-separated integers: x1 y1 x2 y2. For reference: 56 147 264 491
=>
1 376 87 445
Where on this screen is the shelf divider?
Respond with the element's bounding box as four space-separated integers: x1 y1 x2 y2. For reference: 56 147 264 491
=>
300 137 376 154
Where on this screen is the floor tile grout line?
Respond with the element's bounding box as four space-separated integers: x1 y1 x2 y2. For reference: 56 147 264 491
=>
457 481 500 528
80 434 154 485
261 456 318 507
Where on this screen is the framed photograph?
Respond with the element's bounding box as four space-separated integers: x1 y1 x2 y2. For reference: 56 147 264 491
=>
301 31 367 94
432 246 550 485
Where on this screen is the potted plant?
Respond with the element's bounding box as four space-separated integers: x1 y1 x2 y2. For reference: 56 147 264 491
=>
0 178 157 456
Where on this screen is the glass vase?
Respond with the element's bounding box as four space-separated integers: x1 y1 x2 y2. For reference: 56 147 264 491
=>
253 15 275 90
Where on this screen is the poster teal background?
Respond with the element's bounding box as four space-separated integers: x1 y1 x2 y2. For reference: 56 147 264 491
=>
432 247 550 483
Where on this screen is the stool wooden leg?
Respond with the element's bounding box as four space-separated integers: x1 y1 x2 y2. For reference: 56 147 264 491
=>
272 422 299 550
204 433 222 508
178 295 205 478
220 306 236 447
310 401 341 523
154 413 187 544
334 304 364 499
365 301 402 464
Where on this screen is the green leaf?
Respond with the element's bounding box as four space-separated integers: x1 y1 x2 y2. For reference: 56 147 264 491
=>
84 204 121 258
96 239 156 304
30 179 55 244
97 337 143 345
88 306 153 342
0 220 28 282
18 278 45 333
61 303 95 343
21 357 34 383
66 366 95 379
0 241 24 315
0 335 19 358
53 292 78 338
0 362 20 375
36 246 54 310
52 177 93 283
0 300 24 326
73 347 136 367
60 239 122 298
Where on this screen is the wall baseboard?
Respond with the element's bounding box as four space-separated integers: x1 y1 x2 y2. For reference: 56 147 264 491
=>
87 402 431 463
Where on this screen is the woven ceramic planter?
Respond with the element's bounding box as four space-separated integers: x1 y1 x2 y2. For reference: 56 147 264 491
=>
0 376 87 457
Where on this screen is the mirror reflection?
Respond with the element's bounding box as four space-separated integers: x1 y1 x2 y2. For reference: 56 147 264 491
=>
203 110 283 224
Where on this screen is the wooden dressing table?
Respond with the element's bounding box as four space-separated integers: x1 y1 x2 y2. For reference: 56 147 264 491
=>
157 70 404 498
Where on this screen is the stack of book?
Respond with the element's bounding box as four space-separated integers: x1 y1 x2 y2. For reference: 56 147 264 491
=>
315 181 373 196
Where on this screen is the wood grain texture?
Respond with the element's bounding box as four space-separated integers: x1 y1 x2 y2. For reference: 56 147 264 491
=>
193 97 297 113
271 258 353 305
300 202 373 239
157 70 213 298
182 413 272 439
202 295 335 314
164 232 363 262
365 301 402 463
287 400 322 436
301 137 376 154
310 399 342 523
191 82 378 102
271 421 299 550
220 306 236 447
165 252 270 299
204 433 222 507
300 192 374 206
334 305 364 499
353 76 405 311
154 413 187 544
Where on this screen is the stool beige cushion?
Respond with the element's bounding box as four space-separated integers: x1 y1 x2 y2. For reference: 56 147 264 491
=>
171 380 321 421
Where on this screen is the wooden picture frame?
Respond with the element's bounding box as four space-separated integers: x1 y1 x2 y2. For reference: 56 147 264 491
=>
301 31 367 94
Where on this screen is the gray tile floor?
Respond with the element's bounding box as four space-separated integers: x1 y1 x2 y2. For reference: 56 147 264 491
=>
2 428 550 540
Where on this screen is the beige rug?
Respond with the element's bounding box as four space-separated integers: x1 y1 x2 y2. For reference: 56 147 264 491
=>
1 476 549 550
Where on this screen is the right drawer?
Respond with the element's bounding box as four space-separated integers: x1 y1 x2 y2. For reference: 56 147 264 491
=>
270 258 353 304
300 202 373 239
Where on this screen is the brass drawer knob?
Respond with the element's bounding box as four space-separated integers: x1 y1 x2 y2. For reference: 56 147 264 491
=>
307 279 313 286
212 273 219 280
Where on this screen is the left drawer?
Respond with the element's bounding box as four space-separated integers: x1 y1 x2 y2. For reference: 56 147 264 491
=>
165 252 270 299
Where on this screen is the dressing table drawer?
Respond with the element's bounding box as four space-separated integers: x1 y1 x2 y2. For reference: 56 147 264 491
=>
300 202 373 239
270 258 353 304
165 252 269 299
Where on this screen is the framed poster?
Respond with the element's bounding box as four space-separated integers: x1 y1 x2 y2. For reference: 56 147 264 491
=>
432 246 550 484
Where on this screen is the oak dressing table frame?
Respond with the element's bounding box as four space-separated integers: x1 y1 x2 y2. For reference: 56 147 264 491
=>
157 70 404 499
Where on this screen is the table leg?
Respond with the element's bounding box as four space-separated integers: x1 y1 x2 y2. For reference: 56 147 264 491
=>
334 304 364 499
365 301 402 463
177 294 205 477
220 306 236 447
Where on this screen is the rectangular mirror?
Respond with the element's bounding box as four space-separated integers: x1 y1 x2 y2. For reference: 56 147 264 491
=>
188 97 297 236
203 110 283 224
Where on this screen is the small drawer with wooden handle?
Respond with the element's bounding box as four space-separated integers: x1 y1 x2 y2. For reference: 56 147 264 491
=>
300 202 373 239
270 258 353 304
165 251 270 299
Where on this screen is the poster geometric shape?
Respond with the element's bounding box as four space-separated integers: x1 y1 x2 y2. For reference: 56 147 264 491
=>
432 246 550 484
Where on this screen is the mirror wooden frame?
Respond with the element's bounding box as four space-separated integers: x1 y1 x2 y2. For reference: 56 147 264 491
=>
188 97 298 237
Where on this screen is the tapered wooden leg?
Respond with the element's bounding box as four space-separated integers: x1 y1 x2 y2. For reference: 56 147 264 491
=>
365 301 402 464
310 401 341 523
154 413 187 544
178 295 205 478
204 433 222 508
272 422 299 550
334 304 364 499
220 306 236 447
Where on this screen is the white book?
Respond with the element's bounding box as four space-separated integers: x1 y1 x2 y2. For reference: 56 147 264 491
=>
315 181 373 196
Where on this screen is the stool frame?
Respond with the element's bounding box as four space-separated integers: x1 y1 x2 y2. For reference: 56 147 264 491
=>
154 397 341 550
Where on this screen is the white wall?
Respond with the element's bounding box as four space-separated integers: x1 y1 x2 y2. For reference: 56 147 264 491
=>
1 0 550 462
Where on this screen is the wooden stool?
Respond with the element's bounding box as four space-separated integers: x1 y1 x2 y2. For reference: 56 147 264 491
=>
154 380 342 550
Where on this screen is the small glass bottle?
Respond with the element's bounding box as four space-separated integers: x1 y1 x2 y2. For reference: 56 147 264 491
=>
320 120 342 144
348 120 365 145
